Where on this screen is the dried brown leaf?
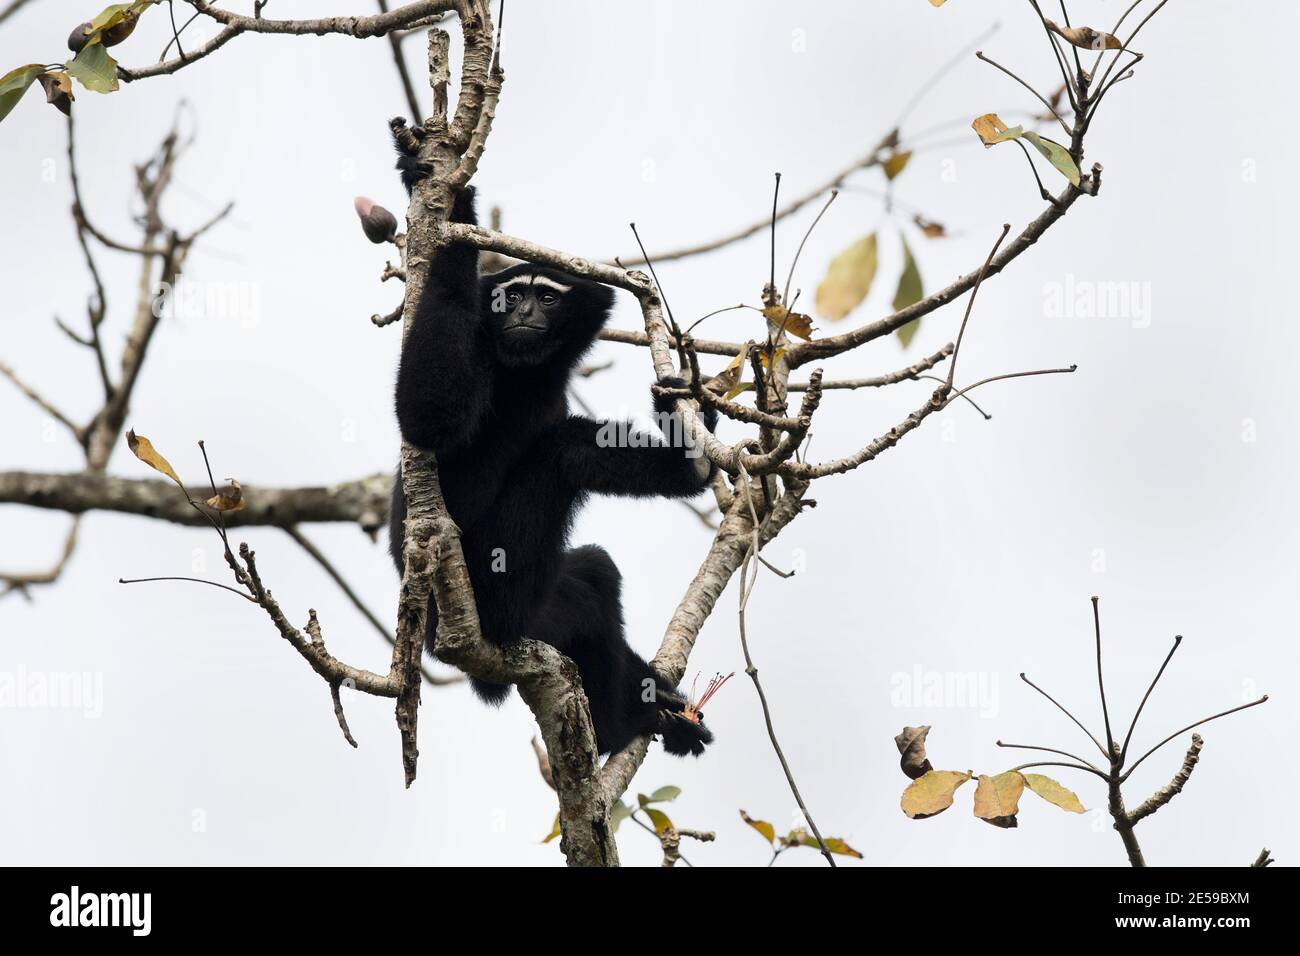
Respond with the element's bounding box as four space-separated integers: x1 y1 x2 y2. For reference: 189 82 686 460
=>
894 725 934 780
206 478 246 513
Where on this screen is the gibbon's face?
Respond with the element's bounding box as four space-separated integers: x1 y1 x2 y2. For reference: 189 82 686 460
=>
487 270 584 367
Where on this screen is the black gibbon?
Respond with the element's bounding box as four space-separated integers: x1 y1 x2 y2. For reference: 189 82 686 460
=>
388 121 718 756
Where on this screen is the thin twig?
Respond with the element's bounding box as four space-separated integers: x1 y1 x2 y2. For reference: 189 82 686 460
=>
1092 596 1116 753
736 462 836 867
1119 634 1182 763
1121 695 1269 783
996 739 1102 774
118 575 257 602
1019 671 1108 759
282 525 462 687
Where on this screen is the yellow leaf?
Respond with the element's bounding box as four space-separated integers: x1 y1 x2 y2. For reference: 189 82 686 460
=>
761 305 815 341
706 345 750 400
822 837 863 858
126 430 182 487
815 232 878 322
758 347 786 370
883 150 913 181
740 809 775 845
901 770 971 819
792 830 863 858
643 807 673 836
1022 773 1086 813
928 0 948 6
973 771 1025 827
541 812 562 843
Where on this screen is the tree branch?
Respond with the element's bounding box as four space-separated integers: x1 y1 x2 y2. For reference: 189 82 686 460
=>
1127 733 1202 826
0 470 393 531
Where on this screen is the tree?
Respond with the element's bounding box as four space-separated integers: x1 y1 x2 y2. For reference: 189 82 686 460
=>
4 0 1253 869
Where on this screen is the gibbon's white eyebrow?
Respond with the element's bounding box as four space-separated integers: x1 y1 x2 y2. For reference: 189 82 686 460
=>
494 274 572 296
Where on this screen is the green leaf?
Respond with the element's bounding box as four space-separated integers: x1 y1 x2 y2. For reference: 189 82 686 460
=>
893 234 924 348
643 786 681 804
0 65 47 124
66 42 120 94
89 2 138 30
1022 131 1082 187
816 232 878 322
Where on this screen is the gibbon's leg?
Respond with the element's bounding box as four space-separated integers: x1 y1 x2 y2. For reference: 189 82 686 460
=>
530 546 712 757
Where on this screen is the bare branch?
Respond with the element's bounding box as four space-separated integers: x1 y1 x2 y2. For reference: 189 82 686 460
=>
282 525 463 687
1127 733 1202 826
1018 671 1109 759
612 129 900 267
0 470 393 531
786 169 1099 369
377 0 425 119
120 0 459 81
0 0 34 25
1119 633 1182 764
1 519 79 600
736 463 836 866
0 362 84 442
1121 695 1269 783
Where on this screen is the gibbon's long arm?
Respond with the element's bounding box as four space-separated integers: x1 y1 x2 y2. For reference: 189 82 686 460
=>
555 380 719 498
394 188 495 458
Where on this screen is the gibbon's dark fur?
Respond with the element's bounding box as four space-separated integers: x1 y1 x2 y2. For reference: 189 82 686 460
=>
388 123 718 757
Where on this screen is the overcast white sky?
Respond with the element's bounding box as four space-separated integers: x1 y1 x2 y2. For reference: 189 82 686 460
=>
1 1 1294 867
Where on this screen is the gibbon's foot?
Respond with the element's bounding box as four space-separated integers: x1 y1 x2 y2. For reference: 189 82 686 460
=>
654 686 714 757
390 116 433 192
389 115 427 150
